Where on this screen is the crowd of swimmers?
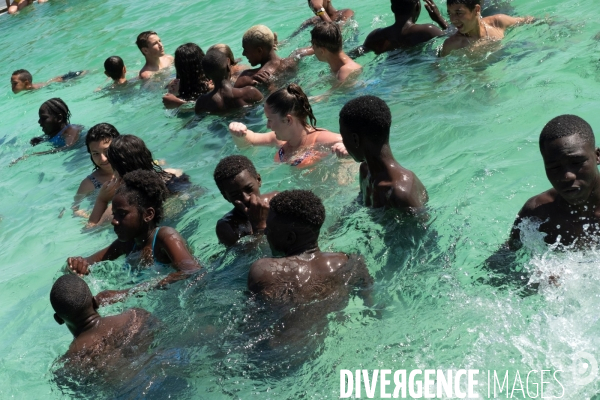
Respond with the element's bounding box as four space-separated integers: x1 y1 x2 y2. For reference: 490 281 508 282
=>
7 0 599 387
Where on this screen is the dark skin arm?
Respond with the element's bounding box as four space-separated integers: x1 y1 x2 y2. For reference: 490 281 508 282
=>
67 240 134 276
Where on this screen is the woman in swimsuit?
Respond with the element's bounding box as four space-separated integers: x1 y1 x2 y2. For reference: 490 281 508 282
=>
228 83 348 168
162 43 212 109
67 169 201 306
31 98 82 148
87 134 190 226
72 124 120 218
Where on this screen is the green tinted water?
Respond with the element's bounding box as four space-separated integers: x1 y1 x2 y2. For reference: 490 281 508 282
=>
1 0 600 398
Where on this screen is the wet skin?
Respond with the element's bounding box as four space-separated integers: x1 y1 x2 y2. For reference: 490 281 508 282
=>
216 170 277 246
510 136 600 249
234 43 298 89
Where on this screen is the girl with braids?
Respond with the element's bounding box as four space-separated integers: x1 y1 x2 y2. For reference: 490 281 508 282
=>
208 43 248 82
74 123 120 205
228 83 348 167
162 43 212 109
87 134 190 226
31 98 82 149
67 169 201 306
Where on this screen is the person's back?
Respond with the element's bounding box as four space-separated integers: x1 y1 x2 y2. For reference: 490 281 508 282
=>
361 0 448 55
338 95 428 212
196 49 262 114
50 275 156 372
248 190 372 304
311 22 361 82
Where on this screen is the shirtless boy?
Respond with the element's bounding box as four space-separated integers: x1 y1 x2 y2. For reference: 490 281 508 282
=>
311 22 361 82
6 0 47 15
339 95 428 212
213 155 277 246
10 69 84 94
292 0 354 37
234 25 298 89
50 275 156 370
440 0 533 57
136 31 173 80
248 190 373 304
195 49 263 114
509 115 600 250
360 0 448 55
104 56 127 85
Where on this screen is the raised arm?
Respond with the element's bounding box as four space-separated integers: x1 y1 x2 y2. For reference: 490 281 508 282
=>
423 0 449 30
228 122 280 148
154 227 202 287
493 14 535 29
309 0 332 22
88 176 121 225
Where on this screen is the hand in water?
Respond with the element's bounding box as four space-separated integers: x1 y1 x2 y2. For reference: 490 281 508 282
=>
67 256 90 276
166 78 180 94
98 176 121 203
331 142 349 157
234 194 270 231
162 93 184 109
228 122 249 137
30 136 45 146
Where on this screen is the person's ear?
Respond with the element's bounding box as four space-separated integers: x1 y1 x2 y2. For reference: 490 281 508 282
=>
123 65 127 74
595 148 600 165
286 114 293 125
475 4 481 15
256 173 262 187
143 207 156 223
92 296 99 311
53 314 65 325
286 231 297 245
141 47 149 56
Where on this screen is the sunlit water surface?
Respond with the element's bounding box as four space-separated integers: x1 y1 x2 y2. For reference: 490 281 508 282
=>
1 0 600 398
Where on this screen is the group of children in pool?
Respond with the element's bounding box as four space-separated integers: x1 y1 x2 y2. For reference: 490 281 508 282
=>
11 0 596 381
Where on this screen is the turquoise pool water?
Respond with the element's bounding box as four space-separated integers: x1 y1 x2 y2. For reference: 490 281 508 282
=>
1 0 600 398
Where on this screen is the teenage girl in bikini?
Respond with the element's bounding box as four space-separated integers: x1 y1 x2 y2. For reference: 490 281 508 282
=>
67 169 201 306
440 0 534 57
228 84 348 168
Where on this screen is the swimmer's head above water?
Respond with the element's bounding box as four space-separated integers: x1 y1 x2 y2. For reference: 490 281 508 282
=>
311 22 343 56
103 56 126 82
86 123 120 171
214 155 261 206
38 98 71 137
136 30 165 58
265 84 317 133
174 43 210 100
107 135 163 179
539 115 600 206
11 69 33 94
391 0 420 17
50 275 98 334
202 49 230 83
242 25 276 66
266 189 325 256
208 44 238 66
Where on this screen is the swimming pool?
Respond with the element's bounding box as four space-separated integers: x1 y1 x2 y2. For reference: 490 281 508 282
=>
1 0 600 398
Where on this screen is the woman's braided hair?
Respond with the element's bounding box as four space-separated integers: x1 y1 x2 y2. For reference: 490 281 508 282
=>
265 84 317 128
41 98 71 125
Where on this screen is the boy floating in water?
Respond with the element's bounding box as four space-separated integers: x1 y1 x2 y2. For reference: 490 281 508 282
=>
339 95 428 212
510 115 600 249
136 31 174 80
213 155 278 246
195 49 263 114
50 275 157 373
248 189 372 304
291 0 354 38
234 25 298 89
359 0 448 55
103 56 127 86
310 22 361 82
440 0 533 57
10 69 85 94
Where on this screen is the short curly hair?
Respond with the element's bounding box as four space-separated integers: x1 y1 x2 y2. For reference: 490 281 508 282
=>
117 169 169 224
446 0 481 11
391 0 419 14
269 190 325 229
214 155 259 186
339 95 392 145
539 115 595 151
50 275 93 320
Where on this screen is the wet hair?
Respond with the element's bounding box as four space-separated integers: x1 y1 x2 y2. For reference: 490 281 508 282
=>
50 275 93 320
40 98 71 125
107 135 166 178
136 31 157 50
86 123 121 171
265 84 317 128
202 49 229 82
213 155 258 186
446 0 481 11
311 22 343 53
339 95 392 145
242 25 275 50
391 0 419 14
104 56 125 80
209 44 238 66
174 43 211 101
12 69 32 83
270 190 326 230
539 115 596 151
117 169 168 224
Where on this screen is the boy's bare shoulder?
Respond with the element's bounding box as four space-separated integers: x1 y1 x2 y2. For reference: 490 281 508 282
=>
518 189 559 218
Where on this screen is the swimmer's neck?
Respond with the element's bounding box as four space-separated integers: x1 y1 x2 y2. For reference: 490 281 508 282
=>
47 122 67 138
393 13 417 28
144 54 162 69
285 244 320 258
134 225 158 249
461 19 486 39
261 49 281 67
69 312 101 337
364 143 400 177
284 123 316 149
